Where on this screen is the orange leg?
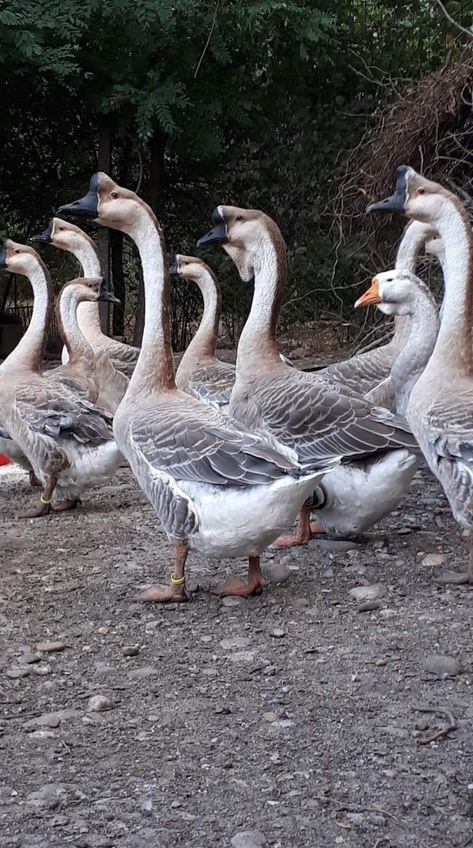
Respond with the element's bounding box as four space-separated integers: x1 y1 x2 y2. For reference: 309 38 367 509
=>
309 520 323 536
213 556 264 598
435 543 473 585
52 499 81 512
23 475 57 518
274 507 311 548
140 543 190 603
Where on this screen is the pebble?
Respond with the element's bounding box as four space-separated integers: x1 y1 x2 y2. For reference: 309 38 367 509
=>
221 596 245 607
6 667 30 679
265 562 291 584
27 783 66 809
357 600 381 613
36 640 67 653
122 644 140 657
349 583 387 602
87 695 115 712
220 636 251 650
128 666 157 680
141 799 153 816
231 831 266 848
423 654 462 677
229 650 256 663
421 553 446 568
315 539 359 552
22 651 42 664
415 718 429 731
270 628 286 638
263 711 279 722
23 709 80 730
32 663 51 676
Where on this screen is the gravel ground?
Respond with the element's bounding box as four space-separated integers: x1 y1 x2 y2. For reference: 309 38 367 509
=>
1 462 472 848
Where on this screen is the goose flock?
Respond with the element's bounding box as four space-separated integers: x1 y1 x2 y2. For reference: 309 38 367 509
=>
1 164 473 601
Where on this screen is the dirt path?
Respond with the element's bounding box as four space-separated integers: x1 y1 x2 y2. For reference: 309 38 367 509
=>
1 463 472 848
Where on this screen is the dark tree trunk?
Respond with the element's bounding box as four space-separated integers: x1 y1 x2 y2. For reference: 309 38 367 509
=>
111 230 125 336
97 122 112 335
133 130 166 346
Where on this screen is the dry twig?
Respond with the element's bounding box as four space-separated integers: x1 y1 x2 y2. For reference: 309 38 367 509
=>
413 705 458 745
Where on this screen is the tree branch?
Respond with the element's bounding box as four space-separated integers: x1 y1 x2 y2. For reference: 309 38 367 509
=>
434 0 473 40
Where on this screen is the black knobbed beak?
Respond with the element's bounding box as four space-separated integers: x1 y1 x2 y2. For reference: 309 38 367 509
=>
97 277 120 304
32 223 53 243
367 165 409 214
197 207 228 247
169 255 180 275
57 173 100 220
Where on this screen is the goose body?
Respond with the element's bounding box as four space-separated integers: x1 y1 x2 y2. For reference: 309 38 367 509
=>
0 247 121 514
369 165 473 581
57 173 336 598
197 206 418 542
170 254 235 410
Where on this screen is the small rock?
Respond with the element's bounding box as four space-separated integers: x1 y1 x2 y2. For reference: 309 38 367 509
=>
357 600 381 613
36 640 67 653
128 666 156 680
315 539 359 552
270 628 286 638
87 695 114 713
263 711 279 722
423 654 462 677
266 562 291 584
345 812 364 826
22 651 42 665
141 799 153 816
23 709 80 730
349 583 387 602
122 644 140 657
229 651 256 663
6 667 30 679
231 831 266 848
415 718 429 731
27 783 66 809
220 636 251 650
397 527 412 536
221 596 245 607
421 553 445 568
32 663 51 676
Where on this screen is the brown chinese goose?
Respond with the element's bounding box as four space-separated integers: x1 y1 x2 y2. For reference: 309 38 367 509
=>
197 206 418 544
57 174 337 600
369 165 473 583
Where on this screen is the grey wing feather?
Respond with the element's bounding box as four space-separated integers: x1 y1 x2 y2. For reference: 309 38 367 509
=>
14 384 113 446
130 401 306 489
185 363 235 408
230 372 416 468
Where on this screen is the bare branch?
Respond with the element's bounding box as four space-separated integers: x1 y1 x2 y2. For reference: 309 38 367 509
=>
434 0 473 40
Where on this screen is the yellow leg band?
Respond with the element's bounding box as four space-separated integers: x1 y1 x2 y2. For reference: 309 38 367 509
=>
40 496 52 505
170 573 185 586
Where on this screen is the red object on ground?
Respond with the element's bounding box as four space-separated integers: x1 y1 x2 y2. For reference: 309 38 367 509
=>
0 454 11 466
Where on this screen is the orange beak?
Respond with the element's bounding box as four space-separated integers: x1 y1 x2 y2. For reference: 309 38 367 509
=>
355 277 382 308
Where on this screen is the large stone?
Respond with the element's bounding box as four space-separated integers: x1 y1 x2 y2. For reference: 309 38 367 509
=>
349 583 387 602
231 831 266 848
423 655 462 677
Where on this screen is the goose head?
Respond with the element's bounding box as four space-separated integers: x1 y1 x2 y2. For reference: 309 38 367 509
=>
59 277 120 305
197 206 280 282
57 173 147 235
33 217 96 255
355 270 430 317
367 166 453 224
0 240 44 277
169 254 212 283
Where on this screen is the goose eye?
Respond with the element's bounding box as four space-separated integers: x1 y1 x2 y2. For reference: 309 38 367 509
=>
111 190 119 199
14 249 20 254
417 188 425 195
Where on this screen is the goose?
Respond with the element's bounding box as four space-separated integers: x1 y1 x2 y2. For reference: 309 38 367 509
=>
321 220 435 405
35 217 139 378
0 275 122 516
368 165 473 583
197 206 419 543
355 270 439 416
169 254 235 410
57 173 337 600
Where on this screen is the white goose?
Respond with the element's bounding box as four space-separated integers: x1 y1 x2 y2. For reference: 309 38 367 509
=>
197 206 419 543
169 254 235 410
369 165 473 583
355 270 439 416
57 173 338 600
0 273 122 516
35 217 139 379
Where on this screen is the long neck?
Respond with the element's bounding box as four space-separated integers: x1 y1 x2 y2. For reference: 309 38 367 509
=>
236 233 285 374
429 200 473 374
390 297 439 415
57 289 96 371
125 208 175 397
390 224 426 351
0 262 53 374
180 271 220 367
71 239 104 342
